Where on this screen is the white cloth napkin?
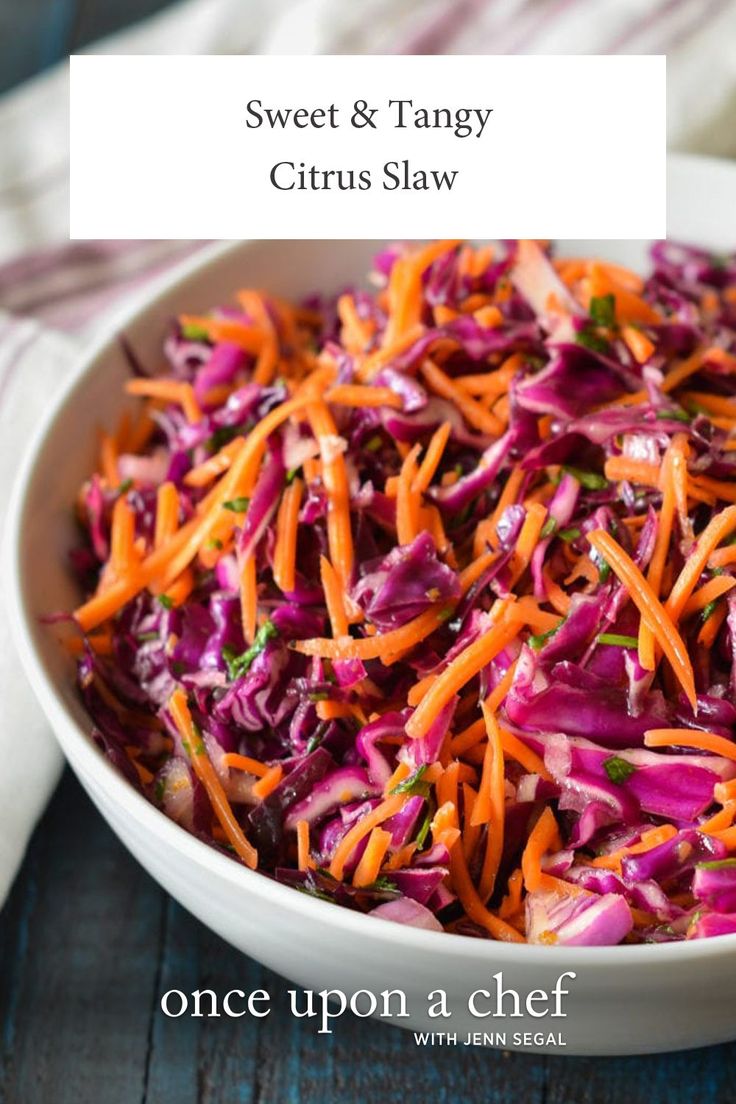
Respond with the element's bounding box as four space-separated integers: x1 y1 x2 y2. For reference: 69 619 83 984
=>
1 0 736 906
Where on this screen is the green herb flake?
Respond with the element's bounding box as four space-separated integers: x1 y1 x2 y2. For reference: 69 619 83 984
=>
308 691 330 703
390 764 430 797
589 293 616 328
697 858 736 871
597 633 639 649
205 538 223 551
305 733 324 755
154 779 166 802
528 619 565 651
205 425 238 453
180 321 211 342
559 526 581 543
414 810 431 850
158 594 174 610
437 606 455 623
222 619 279 681
116 478 133 495
365 875 399 894
365 436 383 453
137 631 160 643
575 328 610 355
540 517 557 539
603 756 636 785
285 467 300 484
701 599 719 624
223 496 250 513
655 408 690 424
563 465 609 491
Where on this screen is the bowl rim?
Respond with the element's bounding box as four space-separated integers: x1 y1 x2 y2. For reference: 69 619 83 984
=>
7 189 736 967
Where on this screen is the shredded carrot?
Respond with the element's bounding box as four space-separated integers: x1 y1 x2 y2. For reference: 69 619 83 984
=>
237 291 279 385
665 506 736 623
406 605 525 740
99 432 119 486
325 384 402 410
412 420 452 494
320 555 349 638
252 764 284 800
293 604 451 661
440 763 524 942
421 359 504 437
590 825 679 871
639 440 678 669
499 727 552 780
587 529 697 708
110 495 136 575
328 794 405 880
221 753 270 777
476 703 506 901
645 728 736 763
521 807 562 892
487 466 525 551
126 378 201 424
296 819 313 871
682 574 736 616
184 439 243 487
273 477 303 594
307 400 354 587
622 325 655 364
169 689 257 868
508 502 548 585
396 443 422 546
352 827 393 887
154 482 179 549
698 601 728 646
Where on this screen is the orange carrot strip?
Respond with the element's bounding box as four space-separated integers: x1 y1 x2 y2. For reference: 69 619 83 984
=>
476 704 506 901
396 443 422 546
644 728 736 763
587 529 696 708
590 825 679 871
715 779 736 804
462 784 482 862
329 795 405 880
508 502 548 586
587 263 662 325
337 293 373 353
320 555 349 638
521 807 562 892
126 378 201 424
604 457 659 486
421 360 504 436
221 753 270 777
154 482 179 549
272 477 303 595
352 827 393 888
698 602 728 646
237 291 279 385
240 556 258 645
252 764 283 800
682 574 736 616
487 466 525 551
440 763 524 943
498 867 524 920
99 432 119 486
179 314 265 353
325 384 402 410
485 660 519 715
296 819 313 871
622 325 655 364
412 420 452 494
639 440 678 670
406 605 525 740
184 439 243 488
459 549 498 593
292 604 450 661
110 495 136 575
169 689 257 868
499 727 552 781
665 506 736 623
161 566 195 609
308 400 354 587
382 240 461 347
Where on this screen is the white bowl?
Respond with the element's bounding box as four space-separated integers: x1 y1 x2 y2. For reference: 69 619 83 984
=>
7 155 736 1057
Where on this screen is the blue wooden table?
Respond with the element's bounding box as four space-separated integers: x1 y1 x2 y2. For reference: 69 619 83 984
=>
1 769 735 1103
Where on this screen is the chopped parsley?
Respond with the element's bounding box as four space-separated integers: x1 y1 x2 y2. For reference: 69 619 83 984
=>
603 756 636 785
223 496 250 512
222 619 279 680
180 321 211 342
414 810 431 850
563 465 609 491
558 526 581 543
158 594 174 610
540 517 557 539
390 764 430 797
597 633 639 649
701 599 719 624
589 293 616 328
575 328 610 355
365 435 383 453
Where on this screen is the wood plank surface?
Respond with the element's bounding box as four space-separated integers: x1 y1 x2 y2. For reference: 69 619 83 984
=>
1 770 734 1103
